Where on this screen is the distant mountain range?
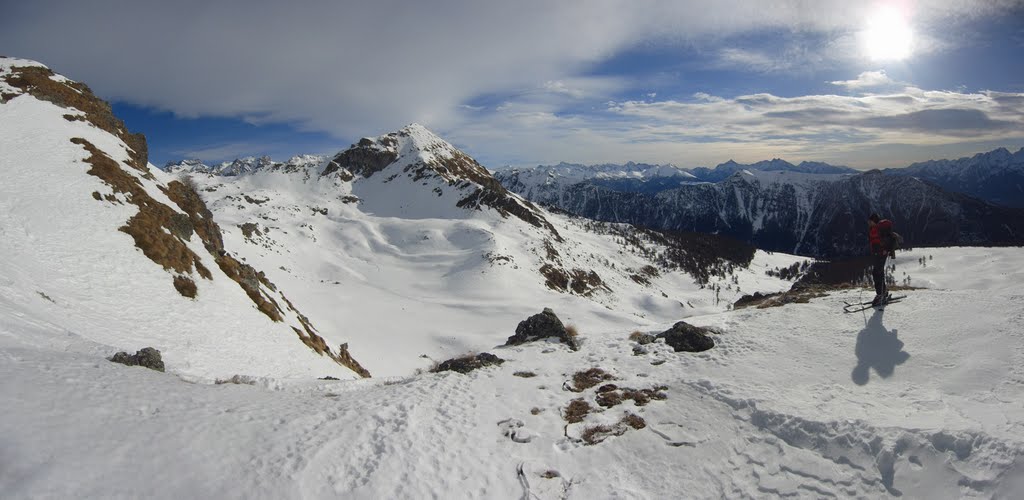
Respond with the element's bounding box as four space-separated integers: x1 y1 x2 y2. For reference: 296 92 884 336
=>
169 146 1024 258
492 152 1024 257
883 147 1024 208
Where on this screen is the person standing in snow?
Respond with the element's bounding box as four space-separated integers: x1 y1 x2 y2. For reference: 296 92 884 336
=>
867 213 896 306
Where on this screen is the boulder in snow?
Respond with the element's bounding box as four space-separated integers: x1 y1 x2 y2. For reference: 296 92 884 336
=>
655 321 715 352
433 352 504 374
109 347 165 372
505 308 579 351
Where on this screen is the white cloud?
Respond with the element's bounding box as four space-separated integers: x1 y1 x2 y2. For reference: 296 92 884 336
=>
830 70 897 90
452 86 1024 169
2 0 1013 135
2 0 1020 169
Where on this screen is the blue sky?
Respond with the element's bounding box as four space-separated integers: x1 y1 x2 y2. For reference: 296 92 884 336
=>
2 0 1023 169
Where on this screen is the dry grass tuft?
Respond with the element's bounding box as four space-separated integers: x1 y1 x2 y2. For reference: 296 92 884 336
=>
530 407 543 415
513 371 537 378
580 414 647 445
596 386 669 408
173 275 197 298
565 324 579 338
563 399 592 423
621 413 647 430
570 367 615 392
580 425 622 445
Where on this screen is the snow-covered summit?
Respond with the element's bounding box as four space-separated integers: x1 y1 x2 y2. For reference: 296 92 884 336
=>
163 158 210 174
327 123 489 181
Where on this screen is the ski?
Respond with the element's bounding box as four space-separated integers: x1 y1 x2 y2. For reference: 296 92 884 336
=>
843 295 905 313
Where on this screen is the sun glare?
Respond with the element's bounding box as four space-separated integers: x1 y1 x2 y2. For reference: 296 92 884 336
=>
863 6 914 61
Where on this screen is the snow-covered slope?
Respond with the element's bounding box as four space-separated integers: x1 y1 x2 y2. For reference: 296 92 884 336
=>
0 57 367 380
173 125 802 377
4 246 1023 498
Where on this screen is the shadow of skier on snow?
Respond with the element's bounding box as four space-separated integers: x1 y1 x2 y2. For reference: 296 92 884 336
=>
851 309 910 386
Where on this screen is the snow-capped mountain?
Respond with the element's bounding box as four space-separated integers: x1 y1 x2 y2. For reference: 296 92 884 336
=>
494 158 856 201
688 158 857 183
174 124 802 376
165 154 327 177
506 167 1024 257
0 57 368 380
883 147 1024 208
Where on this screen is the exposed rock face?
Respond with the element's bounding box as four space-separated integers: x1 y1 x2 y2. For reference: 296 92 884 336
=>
655 321 715 352
505 308 579 351
110 348 165 372
433 352 505 374
323 137 399 178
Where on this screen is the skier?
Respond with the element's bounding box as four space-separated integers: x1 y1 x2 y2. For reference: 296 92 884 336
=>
867 213 896 306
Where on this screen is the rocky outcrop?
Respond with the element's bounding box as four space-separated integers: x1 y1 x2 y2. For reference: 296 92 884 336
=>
110 348 165 372
505 308 579 351
655 321 715 352
323 137 399 179
433 352 504 374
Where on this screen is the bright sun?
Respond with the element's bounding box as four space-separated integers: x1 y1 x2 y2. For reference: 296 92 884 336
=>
863 6 914 61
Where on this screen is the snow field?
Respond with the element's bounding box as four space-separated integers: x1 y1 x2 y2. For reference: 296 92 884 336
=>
190 159 800 378
4 246 1023 498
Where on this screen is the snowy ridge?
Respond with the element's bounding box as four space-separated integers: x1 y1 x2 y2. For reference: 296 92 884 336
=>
0 57 367 380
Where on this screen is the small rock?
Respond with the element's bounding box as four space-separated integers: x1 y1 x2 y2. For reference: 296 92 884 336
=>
109 347 165 372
